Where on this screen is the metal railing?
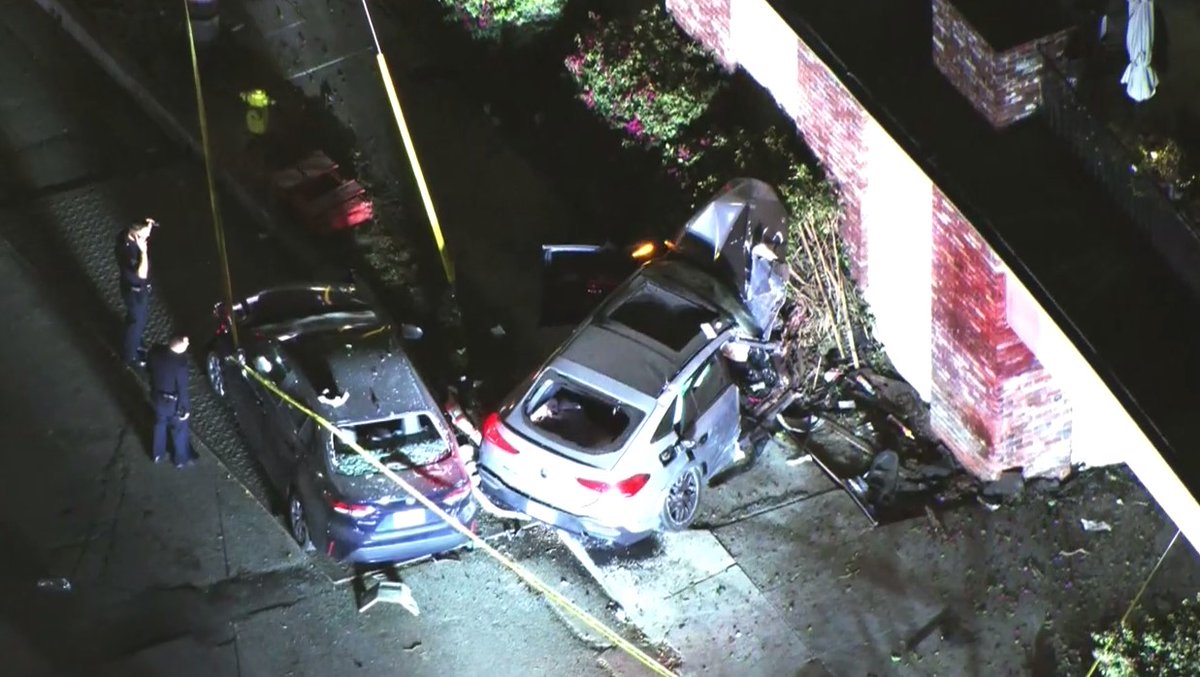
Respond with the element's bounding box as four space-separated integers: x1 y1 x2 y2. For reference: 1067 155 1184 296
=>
1038 48 1200 299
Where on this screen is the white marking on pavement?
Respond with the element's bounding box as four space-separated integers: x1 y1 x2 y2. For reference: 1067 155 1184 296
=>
287 47 375 81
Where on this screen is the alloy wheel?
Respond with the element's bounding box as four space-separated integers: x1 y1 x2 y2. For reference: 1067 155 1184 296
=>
663 466 702 530
206 351 225 397
288 493 315 552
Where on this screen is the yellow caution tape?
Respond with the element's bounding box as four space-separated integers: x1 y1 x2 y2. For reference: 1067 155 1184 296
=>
357 0 454 286
233 357 676 676
183 0 240 348
374 53 455 287
1083 528 1181 677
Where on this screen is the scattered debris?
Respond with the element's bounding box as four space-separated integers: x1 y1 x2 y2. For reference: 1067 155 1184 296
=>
36 577 71 593
489 324 506 338
924 505 945 534
981 468 1025 502
1058 548 1090 558
318 387 350 407
403 641 422 652
1026 476 1062 495
358 579 420 615
1080 519 1112 533
1026 557 1044 579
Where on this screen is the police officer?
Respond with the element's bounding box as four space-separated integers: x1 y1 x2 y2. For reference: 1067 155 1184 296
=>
147 335 195 468
115 218 156 367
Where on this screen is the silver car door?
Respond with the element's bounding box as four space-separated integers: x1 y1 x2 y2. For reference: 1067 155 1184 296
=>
679 355 740 479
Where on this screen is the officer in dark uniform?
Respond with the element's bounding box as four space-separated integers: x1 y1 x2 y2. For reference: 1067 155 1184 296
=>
147 335 195 468
115 218 157 367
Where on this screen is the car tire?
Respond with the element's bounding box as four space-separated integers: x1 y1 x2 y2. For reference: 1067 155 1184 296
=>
288 490 317 553
661 465 703 531
206 350 226 398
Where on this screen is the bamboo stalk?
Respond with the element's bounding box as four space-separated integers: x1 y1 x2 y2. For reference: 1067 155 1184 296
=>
793 219 846 360
801 218 852 365
817 221 860 368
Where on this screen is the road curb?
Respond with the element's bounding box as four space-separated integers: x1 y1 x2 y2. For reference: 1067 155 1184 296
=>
31 0 324 275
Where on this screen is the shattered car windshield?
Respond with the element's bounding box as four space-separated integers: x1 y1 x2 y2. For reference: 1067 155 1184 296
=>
523 375 642 454
331 413 449 477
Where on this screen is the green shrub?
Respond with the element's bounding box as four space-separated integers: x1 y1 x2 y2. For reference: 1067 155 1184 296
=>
438 0 568 40
565 5 723 149
663 126 795 208
1092 595 1200 676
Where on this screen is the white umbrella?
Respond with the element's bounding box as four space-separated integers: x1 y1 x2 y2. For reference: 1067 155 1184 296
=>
1121 0 1158 102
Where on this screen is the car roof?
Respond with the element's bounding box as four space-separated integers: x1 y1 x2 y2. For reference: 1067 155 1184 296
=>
275 323 435 425
552 263 732 399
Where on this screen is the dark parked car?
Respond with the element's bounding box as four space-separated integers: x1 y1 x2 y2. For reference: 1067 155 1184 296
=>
206 284 477 564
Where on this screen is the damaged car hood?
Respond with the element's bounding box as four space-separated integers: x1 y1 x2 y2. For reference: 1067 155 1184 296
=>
672 177 789 338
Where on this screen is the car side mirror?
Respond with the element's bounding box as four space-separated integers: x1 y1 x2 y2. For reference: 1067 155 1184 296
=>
400 324 424 340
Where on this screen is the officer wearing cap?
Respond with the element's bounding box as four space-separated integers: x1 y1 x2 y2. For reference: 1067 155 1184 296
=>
147 335 195 468
115 218 157 367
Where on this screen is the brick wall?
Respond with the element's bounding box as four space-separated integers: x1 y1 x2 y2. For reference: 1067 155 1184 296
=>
932 0 1070 128
670 0 869 282
665 0 734 70
667 0 1074 479
929 193 1070 479
793 39 868 283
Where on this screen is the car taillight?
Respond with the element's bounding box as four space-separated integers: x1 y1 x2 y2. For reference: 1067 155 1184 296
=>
576 473 650 498
444 482 472 505
576 478 609 493
482 413 518 454
331 501 376 518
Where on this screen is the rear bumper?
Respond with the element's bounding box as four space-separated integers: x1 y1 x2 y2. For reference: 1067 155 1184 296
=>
328 500 477 565
478 466 651 546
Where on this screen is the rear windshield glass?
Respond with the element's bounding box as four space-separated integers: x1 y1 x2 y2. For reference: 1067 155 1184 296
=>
243 287 371 326
607 285 718 352
331 413 448 476
523 375 642 454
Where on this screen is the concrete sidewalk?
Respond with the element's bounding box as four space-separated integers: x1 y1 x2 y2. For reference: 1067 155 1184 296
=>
0 236 306 675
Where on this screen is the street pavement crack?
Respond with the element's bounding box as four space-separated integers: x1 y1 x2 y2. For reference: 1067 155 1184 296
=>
214 478 232 579
70 424 129 581
665 561 738 600
98 435 132 580
694 486 839 531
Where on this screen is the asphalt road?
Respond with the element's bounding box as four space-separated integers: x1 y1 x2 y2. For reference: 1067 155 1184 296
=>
0 2 634 675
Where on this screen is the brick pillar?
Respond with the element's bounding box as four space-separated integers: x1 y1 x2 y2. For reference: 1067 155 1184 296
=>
930 191 1070 478
665 0 734 70
932 0 1071 128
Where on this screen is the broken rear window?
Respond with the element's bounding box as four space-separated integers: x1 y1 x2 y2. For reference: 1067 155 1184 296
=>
607 284 718 352
523 375 642 454
243 286 371 327
331 413 449 477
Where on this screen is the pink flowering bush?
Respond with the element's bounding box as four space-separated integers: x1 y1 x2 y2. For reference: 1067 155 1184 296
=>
565 5 722 150
438 0 567 40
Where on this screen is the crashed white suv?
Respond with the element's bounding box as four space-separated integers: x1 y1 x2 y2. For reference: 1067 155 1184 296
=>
477 179 790 544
